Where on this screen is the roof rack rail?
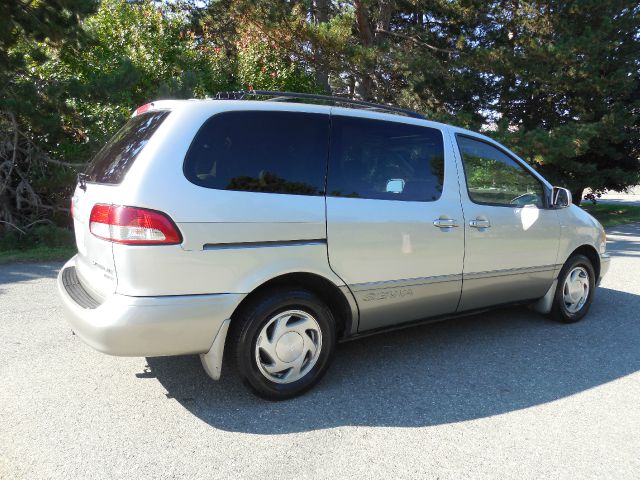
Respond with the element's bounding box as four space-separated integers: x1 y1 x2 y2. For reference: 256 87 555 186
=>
213 90 426 120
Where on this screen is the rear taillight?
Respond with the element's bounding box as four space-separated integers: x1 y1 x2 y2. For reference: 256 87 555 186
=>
89 204 182 245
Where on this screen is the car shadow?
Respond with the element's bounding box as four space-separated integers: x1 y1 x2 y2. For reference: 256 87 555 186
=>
145 285 639 434
0 262 62 287
605 224 640 257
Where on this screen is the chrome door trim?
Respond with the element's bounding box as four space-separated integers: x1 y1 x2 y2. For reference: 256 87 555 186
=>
350 266 557 291
463 264 557 281
350 273 463 292
203 239 326 250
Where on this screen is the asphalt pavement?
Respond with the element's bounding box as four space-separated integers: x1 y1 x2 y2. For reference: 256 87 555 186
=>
1 224 639 479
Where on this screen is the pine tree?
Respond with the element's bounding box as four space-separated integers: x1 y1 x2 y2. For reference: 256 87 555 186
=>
482 0 640 203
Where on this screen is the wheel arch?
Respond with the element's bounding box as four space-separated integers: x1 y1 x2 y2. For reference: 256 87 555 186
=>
230 272 358 339
566 244 600 280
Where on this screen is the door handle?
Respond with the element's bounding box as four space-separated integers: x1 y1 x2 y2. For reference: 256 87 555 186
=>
433 218 459 228
469 218 491 229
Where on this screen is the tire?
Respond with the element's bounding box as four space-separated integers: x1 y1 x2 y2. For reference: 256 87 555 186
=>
549 254 596 323
228 287 336 400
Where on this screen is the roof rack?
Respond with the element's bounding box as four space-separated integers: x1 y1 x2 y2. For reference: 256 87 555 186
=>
213 90 426 120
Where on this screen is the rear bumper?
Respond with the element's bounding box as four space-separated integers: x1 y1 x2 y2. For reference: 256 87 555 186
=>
598 253 611 285
57 256 244 357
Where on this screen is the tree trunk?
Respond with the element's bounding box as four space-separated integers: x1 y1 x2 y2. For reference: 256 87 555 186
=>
353 0 375 100
312 0 331 93
352 1 395 100
377 1 393 34
572 188 584 206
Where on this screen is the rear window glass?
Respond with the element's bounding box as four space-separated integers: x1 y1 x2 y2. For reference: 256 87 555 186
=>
85 111 169 184
183 111 329 196
328 116 444 202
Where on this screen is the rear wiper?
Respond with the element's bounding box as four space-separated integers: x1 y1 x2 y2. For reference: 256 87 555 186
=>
77 173 89 191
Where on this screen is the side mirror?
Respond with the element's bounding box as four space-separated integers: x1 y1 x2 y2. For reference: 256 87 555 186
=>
552 187 572 208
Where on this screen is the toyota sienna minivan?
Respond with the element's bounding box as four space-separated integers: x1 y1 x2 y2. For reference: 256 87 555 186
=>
58 91 610 400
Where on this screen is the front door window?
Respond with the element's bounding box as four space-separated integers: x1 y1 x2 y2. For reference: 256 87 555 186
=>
456 136 545 208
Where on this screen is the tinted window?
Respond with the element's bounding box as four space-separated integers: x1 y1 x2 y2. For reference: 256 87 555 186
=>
328 116 444 202
457 136 544 207
86 111 169 184
183 111 329 196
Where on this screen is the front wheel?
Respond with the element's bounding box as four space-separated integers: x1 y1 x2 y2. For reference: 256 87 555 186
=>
229 288 336 400
549 254 595 323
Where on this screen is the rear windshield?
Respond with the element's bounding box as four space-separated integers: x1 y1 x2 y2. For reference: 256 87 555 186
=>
85 111 169 184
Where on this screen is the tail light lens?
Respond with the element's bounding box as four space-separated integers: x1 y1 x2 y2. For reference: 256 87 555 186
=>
89 204 182 245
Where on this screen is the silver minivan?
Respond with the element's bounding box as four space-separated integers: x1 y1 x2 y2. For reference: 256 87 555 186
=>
57 91 610 399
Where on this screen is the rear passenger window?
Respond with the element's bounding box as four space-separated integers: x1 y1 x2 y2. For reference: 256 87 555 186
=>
328 116 444 202
183 111 328 195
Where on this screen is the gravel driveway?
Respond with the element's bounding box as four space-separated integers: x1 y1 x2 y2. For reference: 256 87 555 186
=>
2 225 639 479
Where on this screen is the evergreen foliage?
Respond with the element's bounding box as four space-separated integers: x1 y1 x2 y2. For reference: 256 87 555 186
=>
1 0 638 235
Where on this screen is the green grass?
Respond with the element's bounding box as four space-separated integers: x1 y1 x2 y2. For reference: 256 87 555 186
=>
582 203 640 228
0 245 76 264
0 224 76 264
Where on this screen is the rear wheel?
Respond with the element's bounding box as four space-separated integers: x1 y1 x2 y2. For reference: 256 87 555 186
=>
549 254 595 323
229 287 336 400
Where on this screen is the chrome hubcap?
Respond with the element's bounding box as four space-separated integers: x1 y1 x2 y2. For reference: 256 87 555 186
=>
255 310 322 384
563 266 590 314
